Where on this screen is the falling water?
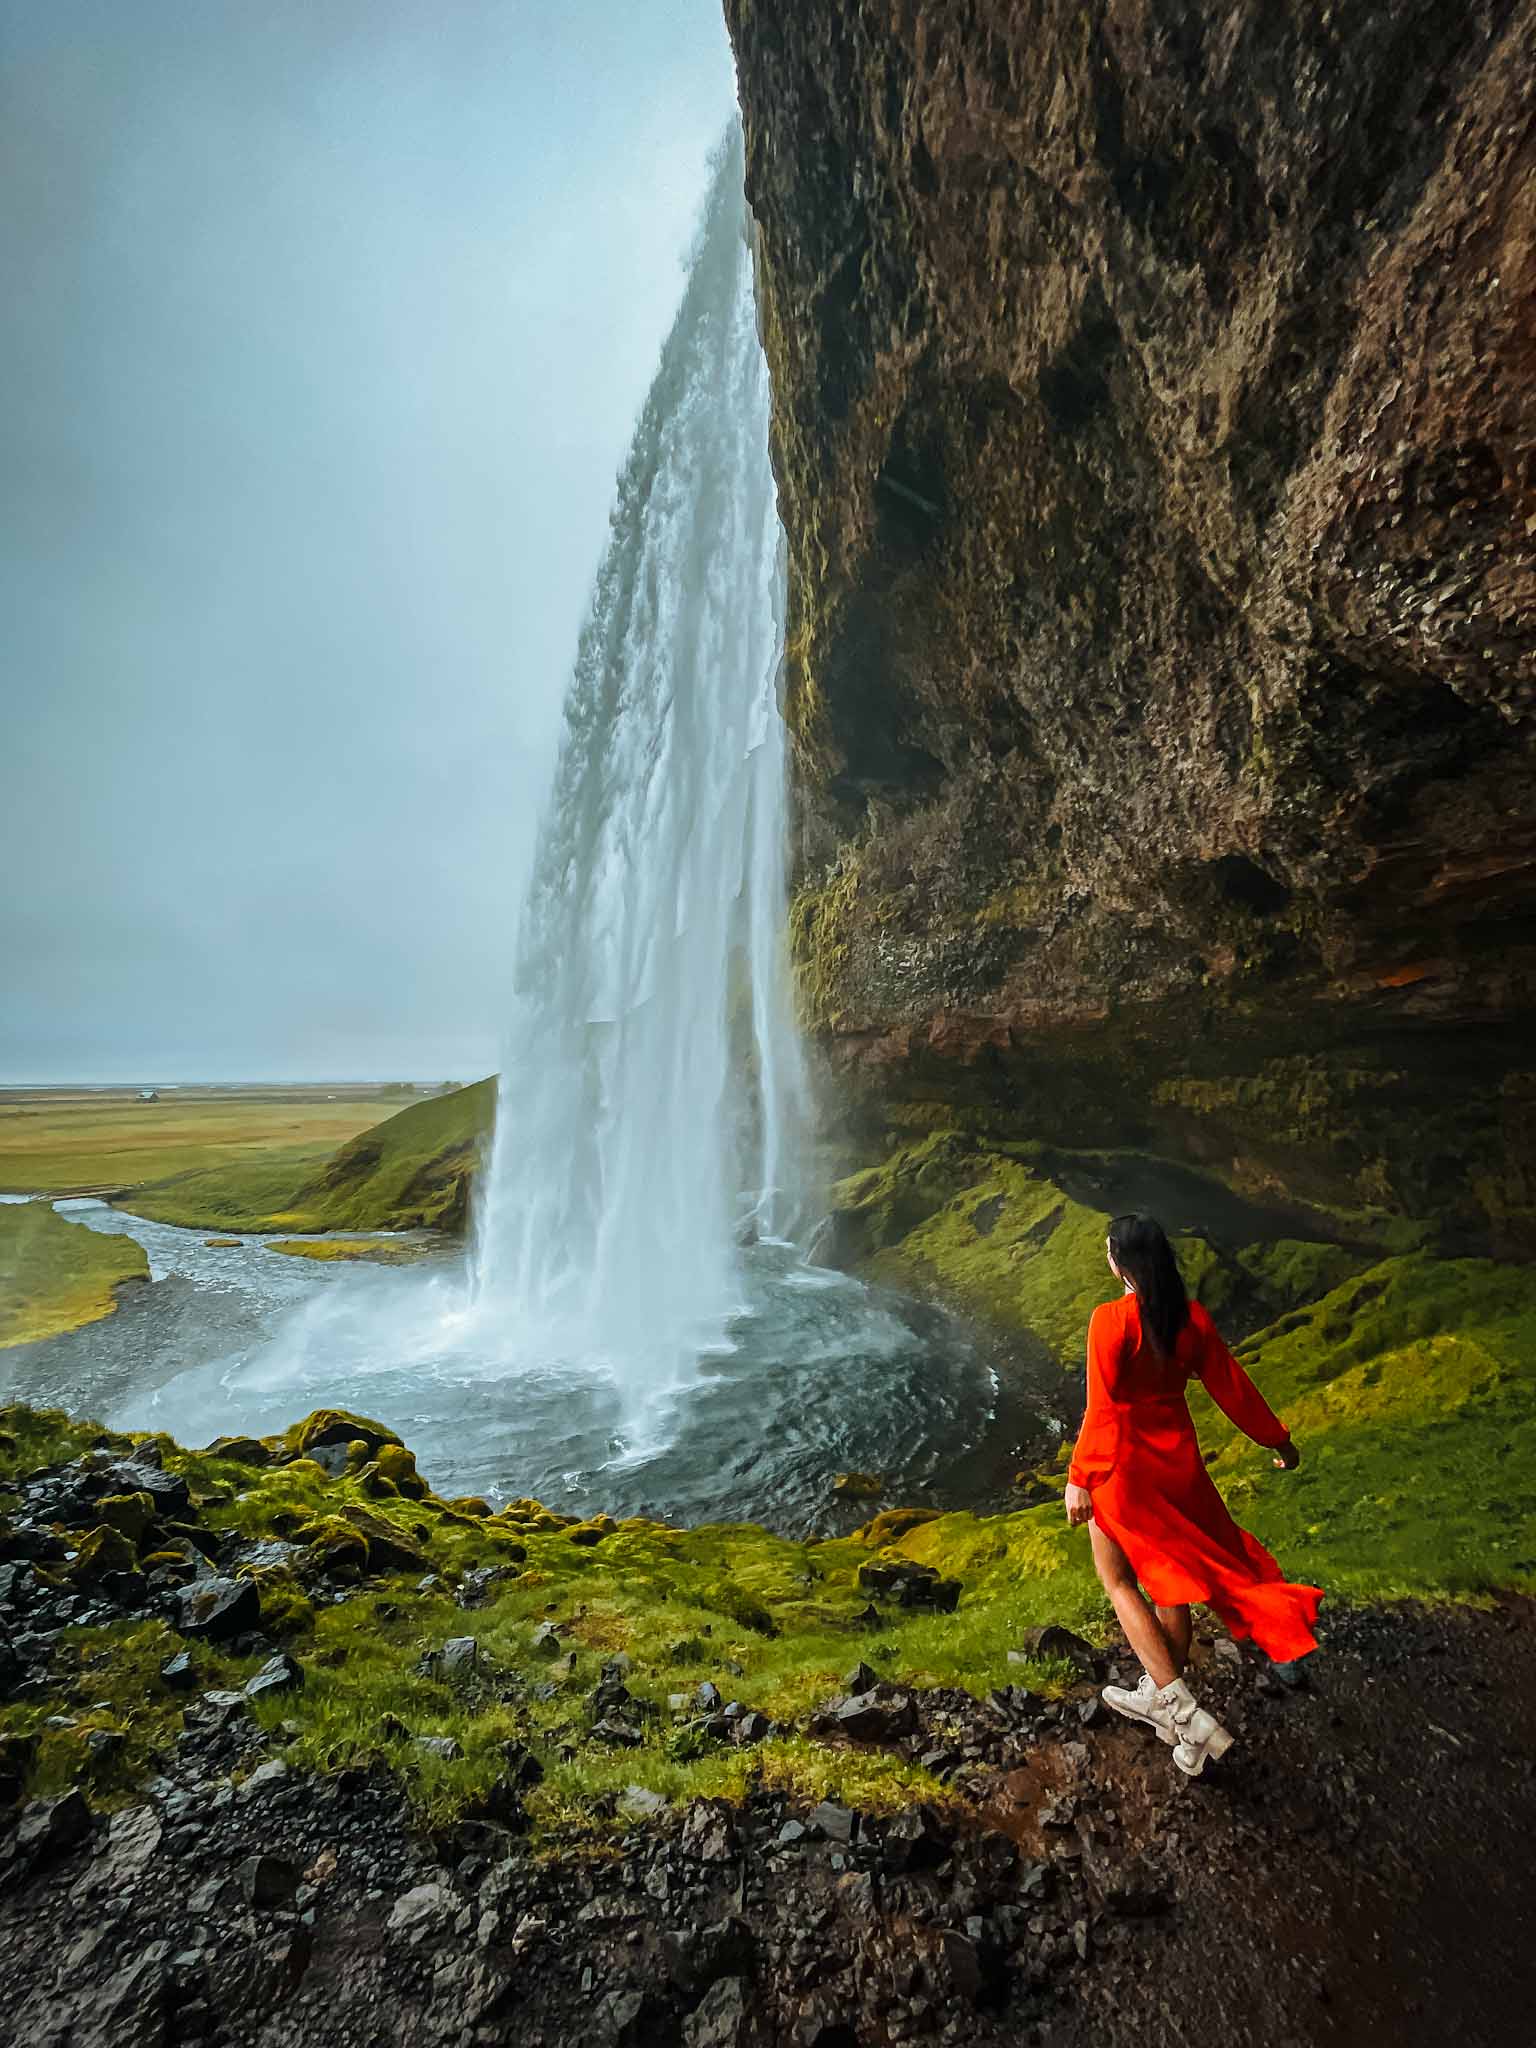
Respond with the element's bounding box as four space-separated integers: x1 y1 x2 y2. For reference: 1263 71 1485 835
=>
68 131 1013 1519
471 131 812 1413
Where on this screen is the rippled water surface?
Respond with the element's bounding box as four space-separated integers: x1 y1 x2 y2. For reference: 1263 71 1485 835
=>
7 1202 1044 1533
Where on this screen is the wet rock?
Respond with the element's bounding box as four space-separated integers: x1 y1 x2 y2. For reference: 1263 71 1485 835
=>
880 1803 949 1873
388 1880 459 1940
13 1788 93 1865
680 1800 738 1861
159 1638 196 1687
684 1975 771 2048
856 1559 961 1611
237 1851 301 1911
245 1650 303 1700
619 1784 669 1820
1014 1625 1100 1675
592 1716 644 1748
844 1660 879 1693
664 1915 758 1994
203 1435 270 1465
829 1688 917 1741
171 1575 261 1642
808 1800 856 1843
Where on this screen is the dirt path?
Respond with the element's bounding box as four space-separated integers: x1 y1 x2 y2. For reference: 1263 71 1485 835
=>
1056 1599 1536 2046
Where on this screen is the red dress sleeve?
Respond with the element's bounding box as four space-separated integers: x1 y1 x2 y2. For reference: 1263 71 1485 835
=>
1067 1301 1123 1489
1192 1304 1290 1448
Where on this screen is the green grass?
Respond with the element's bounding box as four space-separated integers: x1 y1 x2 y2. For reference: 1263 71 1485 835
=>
119 1078 496 1234
0 1203 149 1349
0 1090 402 1196
4 1246 1531 1830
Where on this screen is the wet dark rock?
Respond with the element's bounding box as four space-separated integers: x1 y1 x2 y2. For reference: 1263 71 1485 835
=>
12 1788 93 1866
1014 1626 1100 1675
680 1801 737 1862
827 1688 917 1742
683 1975 770 2048
171 1575 261 1642
245 1651 304 1701
880 1804 949 1873
237 1852 301 1912
856 1559 962 1611
591 1716 644 1748
808 1801 856 1844
158 1646 198 1695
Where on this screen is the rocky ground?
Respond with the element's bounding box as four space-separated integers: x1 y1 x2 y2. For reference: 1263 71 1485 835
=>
5 1588 1532 2048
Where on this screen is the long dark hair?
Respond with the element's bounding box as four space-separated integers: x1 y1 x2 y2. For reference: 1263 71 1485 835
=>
1107 1213 1190 1358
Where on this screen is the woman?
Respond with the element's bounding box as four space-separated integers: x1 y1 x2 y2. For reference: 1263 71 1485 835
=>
1064 1213 1321 1777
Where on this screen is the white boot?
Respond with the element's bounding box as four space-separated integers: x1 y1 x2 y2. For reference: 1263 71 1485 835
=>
1101 1672 1178 1744
1101 1673 1234 1774
1156 1678 1234 1777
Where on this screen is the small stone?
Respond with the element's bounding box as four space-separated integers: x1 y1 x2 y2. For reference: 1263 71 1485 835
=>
236 1852 300 1911
245 1651 303 1700
808 1800 856 1844
618 1785 669 1820
160 1651 197 1692
441 1636 479 1675
530 1622 563 1657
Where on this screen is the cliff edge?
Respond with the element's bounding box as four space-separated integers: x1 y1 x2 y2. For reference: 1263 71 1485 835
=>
726 0 1536 1251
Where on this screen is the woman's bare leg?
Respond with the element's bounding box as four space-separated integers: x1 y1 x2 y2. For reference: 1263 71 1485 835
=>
1154 1602 1192 1676
1090 1522 1177 1688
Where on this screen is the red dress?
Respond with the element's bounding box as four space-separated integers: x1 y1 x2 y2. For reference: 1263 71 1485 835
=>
1069 1293 1322 1663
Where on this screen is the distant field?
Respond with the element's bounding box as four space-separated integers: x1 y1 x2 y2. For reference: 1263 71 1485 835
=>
0 1087 418 1195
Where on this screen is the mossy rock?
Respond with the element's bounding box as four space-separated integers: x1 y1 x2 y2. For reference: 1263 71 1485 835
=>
336 1506 431 1575
374 1443 429 1500
447 1496 493 1518
289 1410 403 1459
203 1238 243 1249
854 1508 941 1546
568 1516 618 1547
203 1435 270 1466
833 1472 884 1499
94 1491 156 1545
296 1515 370 1575
66 1524 140 1582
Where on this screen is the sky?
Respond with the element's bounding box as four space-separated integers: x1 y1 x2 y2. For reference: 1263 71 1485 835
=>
0 0 739 1083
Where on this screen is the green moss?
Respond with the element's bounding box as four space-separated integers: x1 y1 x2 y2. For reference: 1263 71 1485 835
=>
265 1237 434 1265
844 1139 1116 1363
1196 1254 1536 1600
0 1203 149 1349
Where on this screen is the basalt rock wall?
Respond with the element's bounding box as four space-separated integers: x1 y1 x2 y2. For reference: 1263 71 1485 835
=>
725 0 1536 1249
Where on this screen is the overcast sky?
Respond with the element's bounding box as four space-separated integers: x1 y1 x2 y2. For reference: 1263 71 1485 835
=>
0 0 738 1083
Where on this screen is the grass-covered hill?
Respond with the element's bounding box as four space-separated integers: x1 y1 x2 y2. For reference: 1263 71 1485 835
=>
117 1078 496 1235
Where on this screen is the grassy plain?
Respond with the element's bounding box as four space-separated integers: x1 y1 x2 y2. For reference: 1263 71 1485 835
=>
0 1204 149 1348
0 1087 415 1197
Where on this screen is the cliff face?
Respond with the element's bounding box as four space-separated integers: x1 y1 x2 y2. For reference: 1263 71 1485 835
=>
726 0 1536 1249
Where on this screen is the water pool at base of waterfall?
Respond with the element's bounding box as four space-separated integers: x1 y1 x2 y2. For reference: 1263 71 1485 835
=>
8 1202 1046 1534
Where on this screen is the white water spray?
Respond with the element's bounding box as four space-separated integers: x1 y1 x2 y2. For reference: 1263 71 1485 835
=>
471 132 812 1412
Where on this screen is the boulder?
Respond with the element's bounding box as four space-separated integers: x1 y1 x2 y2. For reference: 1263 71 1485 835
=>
171 1575 260 1641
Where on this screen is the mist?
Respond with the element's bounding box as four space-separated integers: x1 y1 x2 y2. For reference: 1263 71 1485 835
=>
0 0 739 1083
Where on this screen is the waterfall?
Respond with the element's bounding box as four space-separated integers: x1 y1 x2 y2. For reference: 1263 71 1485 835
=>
472 130 812 1413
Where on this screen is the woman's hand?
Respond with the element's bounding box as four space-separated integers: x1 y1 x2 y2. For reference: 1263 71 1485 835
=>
1064 1482 1094 1528
1272 1439 1301 1471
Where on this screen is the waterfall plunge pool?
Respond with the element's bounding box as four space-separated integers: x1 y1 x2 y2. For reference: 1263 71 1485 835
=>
5 1200 1062 1536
